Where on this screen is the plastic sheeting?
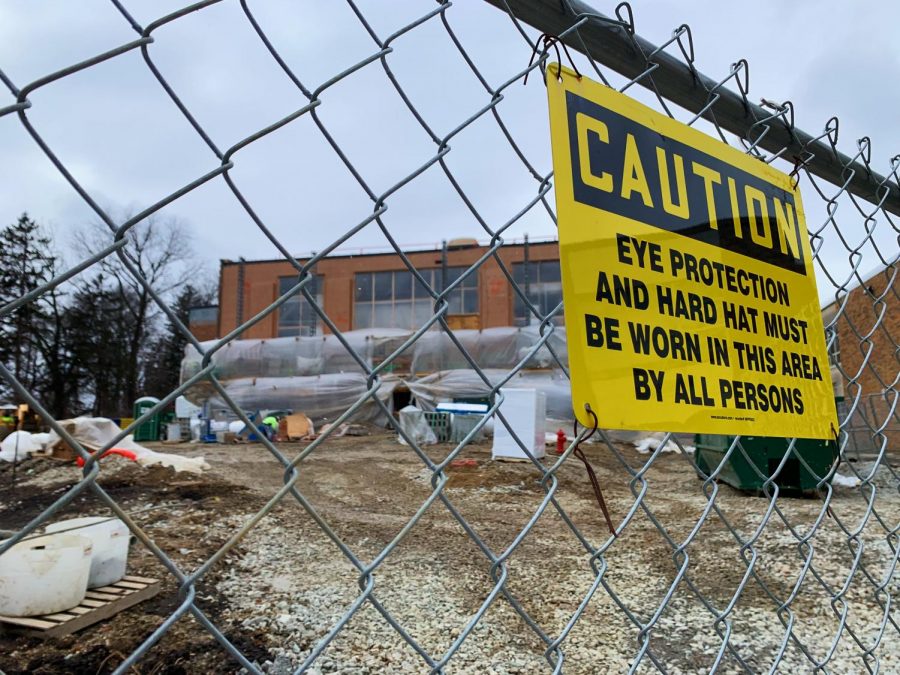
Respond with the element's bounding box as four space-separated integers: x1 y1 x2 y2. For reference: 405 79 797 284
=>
53 418 210 473
179 327 570 424
180 328 413 383
406 368 574 423
181 327 566 383
201 373 400 424
397 405 437 446
0 419 209 473
0 431 42 462
409 326 567 373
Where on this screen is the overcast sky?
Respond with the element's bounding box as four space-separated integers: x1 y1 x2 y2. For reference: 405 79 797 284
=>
1 1 897 301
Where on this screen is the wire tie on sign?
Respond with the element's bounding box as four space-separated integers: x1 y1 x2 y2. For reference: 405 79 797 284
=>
523 34 582 86
572 404 617 537
788 155 804 191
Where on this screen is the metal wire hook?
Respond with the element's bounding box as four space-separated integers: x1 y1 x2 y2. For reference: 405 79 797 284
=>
572 404 617 537
523 33 582 85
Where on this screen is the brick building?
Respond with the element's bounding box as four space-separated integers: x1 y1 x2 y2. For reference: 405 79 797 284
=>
187 305 218 342
203 239 562 340
821 264 898 452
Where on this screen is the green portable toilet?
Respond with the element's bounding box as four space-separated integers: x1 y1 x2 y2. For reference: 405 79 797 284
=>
133 396 161 442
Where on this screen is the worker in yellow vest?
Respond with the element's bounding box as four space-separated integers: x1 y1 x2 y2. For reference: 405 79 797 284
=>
260 415 279 441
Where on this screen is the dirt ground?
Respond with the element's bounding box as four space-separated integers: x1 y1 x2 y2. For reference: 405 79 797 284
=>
0 430 897 674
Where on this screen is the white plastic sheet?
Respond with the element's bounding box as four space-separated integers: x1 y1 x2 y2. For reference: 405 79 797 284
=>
633 435 695 455
0 431 39 462
397 406 437 446
179 328 570 426
181 329 413 382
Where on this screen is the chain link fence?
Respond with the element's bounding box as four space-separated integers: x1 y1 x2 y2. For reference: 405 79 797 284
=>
1 0 898 672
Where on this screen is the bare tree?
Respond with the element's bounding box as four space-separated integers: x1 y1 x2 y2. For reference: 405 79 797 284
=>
75 212 193 413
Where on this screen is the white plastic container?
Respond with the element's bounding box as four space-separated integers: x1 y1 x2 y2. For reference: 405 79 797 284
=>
492 388 547 460
166 422 182 442
45 517 129 588
0 533 92 616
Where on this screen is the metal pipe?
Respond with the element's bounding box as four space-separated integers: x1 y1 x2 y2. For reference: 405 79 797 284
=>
236 256 246 328
523 233 531 326
484 0 900 215
441 240 448 296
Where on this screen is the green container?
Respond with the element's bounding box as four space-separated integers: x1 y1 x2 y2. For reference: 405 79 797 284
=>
694 433 838 494
133 396 161 442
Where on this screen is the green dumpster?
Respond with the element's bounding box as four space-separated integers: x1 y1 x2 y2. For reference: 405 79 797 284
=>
696 368 843 495
694 433 838 494
133 396 161 442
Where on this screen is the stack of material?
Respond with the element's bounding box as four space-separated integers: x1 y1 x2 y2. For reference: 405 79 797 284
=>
280 412 315 440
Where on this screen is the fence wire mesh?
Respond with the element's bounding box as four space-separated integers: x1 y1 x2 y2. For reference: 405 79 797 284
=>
1 1 898 673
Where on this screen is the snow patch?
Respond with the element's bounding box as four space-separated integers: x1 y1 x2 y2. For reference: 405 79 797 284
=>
633 436 695 455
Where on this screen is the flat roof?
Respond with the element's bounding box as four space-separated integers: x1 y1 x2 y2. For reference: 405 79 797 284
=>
220 238 560 267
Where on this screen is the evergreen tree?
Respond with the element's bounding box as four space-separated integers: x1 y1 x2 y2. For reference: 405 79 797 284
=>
144 284 212 399
29 256 84 418
66 275 134 416
0 213 56 399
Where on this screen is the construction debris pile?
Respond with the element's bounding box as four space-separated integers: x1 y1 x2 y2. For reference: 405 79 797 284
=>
0 417 209 474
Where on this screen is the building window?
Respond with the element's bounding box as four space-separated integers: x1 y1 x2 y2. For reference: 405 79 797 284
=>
188 306 218 325
445 266 479 315
354 267 478 329
513 260 563 325
278 275 323 337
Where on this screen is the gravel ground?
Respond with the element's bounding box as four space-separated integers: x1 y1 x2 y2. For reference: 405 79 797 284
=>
1 431 897 673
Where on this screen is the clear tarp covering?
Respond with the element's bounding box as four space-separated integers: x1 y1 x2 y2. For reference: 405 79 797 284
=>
181 327 566 383
180 328 413 382
409 326 567 373
406 368 574 423
200 373 400 424
179 328 570 424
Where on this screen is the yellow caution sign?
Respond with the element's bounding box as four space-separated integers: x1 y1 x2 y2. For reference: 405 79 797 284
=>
547 64 838 438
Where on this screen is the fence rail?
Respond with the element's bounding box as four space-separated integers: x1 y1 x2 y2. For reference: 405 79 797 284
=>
1 1 897 673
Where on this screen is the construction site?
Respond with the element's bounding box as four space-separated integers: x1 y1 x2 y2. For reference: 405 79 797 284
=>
1 1 898 674
2 429 897 674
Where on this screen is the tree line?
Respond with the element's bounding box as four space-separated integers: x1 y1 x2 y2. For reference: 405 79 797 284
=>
0 213 213 419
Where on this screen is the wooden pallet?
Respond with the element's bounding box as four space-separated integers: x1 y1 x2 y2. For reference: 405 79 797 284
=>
0 576 160 638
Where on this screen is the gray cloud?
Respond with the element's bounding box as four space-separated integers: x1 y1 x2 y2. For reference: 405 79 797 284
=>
1 0 896 300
